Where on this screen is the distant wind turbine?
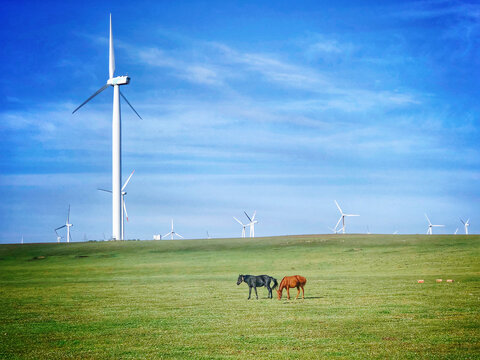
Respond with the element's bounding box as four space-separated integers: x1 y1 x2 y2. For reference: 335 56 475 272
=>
425 214 444 235
55 229 62 243
328 226 339 234
72 14 142 241
244 211 258 238
98 169 135 240
233 217 248 238
460 218 470 235
334 200 359 234
164 220 184 240
206 231 211 239
454 228 459 235
55 205 73 243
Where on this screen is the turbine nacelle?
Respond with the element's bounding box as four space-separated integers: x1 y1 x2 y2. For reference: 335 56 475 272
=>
107 76 130 86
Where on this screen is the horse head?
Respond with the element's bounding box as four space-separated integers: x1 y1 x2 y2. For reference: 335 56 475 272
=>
237 274 244 285
277 289 282 300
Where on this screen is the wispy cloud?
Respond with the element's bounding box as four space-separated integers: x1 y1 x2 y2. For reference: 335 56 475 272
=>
130 38 421 114
397 0 480 20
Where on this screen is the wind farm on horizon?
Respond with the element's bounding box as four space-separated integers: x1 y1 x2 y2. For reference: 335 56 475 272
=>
11 13 476 245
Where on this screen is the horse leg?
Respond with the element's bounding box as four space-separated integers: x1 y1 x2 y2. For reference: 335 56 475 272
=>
301 286 305 299
254 286 258 300
248 286 252 300
266 284 272 298
286 287 290 300
295 286 301 299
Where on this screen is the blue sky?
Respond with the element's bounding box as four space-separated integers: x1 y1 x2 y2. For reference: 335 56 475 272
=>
1 0 479 243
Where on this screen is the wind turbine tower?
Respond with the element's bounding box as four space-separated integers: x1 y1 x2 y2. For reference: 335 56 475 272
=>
98 169 135 240
73 15 142 240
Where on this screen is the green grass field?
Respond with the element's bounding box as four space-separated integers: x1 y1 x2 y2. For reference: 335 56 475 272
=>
0 234 479 359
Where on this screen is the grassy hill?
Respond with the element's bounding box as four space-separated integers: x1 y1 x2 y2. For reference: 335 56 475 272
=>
0 234 479 359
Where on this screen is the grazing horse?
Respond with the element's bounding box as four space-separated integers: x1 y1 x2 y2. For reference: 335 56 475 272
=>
237 274 278 299
277 275 307 300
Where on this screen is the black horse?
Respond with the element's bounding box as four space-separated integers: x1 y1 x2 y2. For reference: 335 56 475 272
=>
237 274 278 299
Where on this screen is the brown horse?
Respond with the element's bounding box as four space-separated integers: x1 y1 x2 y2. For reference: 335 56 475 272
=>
277 275 307 300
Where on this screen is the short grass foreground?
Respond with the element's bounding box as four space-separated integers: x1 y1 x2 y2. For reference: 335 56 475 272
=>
0 235 479 359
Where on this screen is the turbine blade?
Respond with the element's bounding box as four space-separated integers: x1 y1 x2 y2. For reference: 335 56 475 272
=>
97 188 112 193
334 200 343 214
120 91 143 120
176 233 184 239
251 210 256 221
345 214 360 217
163 231 172 238
109 14 115 79
244 211 252 222
67 204 70 222
55 225 66 231
424 213 431 225
460 218 465 225
122 169 135 191
233 217 243 225
72 84 109 114
123 201 129 222
334 216 342 231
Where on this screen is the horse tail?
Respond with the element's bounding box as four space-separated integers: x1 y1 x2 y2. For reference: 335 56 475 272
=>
272 277 278 290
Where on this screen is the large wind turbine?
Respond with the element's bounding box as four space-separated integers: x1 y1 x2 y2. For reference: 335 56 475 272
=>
425 214 444 235
460 218 470 235
98 169 135 240
72 15 142 240
55 205 73 243
164 219 184 240
233 216 248 238
244 211 258 238
334 200 359 234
